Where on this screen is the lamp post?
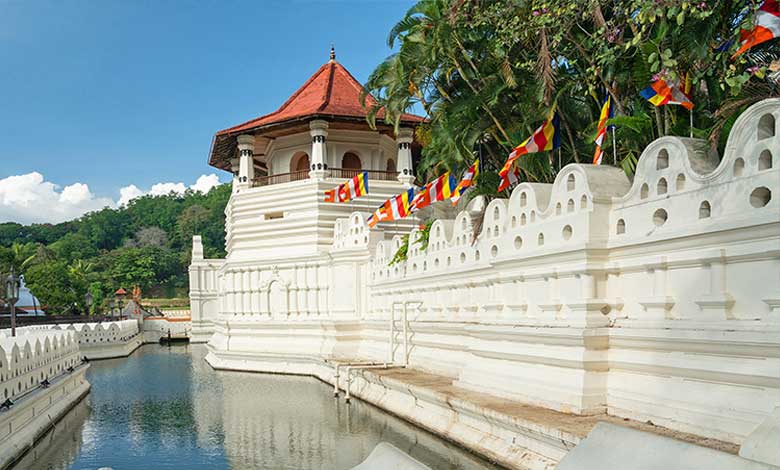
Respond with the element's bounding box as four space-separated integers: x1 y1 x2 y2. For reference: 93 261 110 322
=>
115 288 127 320
84 292 93 316
5 269 21 337
108 299 115 319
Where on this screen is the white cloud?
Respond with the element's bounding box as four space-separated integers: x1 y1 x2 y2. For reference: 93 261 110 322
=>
190 174 221 194
0 172 225 224
117 184 144 206
0 172 115 224
118 173 223 207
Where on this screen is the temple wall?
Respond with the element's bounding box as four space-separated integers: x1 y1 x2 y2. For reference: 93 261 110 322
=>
362 99 780 441
10 320 144 360
197 99 780 451
0 330 89 468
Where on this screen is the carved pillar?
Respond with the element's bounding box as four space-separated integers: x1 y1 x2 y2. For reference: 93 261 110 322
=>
396 128 414 186
236 135 255 189
309 120 329 180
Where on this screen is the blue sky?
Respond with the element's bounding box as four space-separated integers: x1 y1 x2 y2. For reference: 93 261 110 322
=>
0 0 415 223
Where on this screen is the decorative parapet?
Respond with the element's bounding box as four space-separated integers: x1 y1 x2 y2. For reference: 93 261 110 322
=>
0 329 81 403
361 98 779 325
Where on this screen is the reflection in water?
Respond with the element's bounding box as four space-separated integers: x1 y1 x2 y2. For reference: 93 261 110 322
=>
14 345 498 470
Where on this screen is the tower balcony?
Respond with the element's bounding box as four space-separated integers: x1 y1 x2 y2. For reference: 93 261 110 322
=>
253 168 399 187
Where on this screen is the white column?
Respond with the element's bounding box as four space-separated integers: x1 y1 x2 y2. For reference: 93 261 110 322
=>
309 120 329 180
396 128 414 186
236 134 255 189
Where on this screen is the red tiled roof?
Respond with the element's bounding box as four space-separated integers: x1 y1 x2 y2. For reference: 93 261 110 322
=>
217 59 424 136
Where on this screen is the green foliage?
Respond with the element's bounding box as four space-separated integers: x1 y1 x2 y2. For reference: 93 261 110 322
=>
388 221 433 266
0 184 230 314
389 234 410 266
365 0 779 187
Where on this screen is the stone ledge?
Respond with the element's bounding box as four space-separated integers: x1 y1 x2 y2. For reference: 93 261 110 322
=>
205 350 739 469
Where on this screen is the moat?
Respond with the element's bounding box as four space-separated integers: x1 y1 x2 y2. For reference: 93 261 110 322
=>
13 345 497 470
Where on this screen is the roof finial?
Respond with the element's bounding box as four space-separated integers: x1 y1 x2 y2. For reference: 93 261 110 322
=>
330 44 336 61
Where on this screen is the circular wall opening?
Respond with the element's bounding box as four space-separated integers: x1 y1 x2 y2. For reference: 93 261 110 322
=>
750 187 771 208
653 208 668 226
562 225 573 240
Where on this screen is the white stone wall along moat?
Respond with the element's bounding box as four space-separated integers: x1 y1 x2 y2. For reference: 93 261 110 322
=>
191 99 780 469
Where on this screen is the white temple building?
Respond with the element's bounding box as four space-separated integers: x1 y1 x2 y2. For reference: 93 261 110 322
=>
190 51 780 469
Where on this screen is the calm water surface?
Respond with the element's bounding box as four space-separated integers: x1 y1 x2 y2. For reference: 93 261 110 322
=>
15 345 499 470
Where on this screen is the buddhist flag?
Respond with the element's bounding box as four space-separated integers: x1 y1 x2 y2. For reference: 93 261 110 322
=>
367 203 386 228
451 159 480 206
409 185 431 212
411 173 457 212
593 95 614 166
388 187 416 220
733 1 780 57
498 108 560 192
640 79 693 110
325 171 369 202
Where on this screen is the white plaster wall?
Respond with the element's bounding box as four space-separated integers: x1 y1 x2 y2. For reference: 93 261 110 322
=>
0 330 81 403
196 99 780 446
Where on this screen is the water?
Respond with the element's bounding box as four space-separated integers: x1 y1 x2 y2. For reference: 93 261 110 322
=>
14 345 500 470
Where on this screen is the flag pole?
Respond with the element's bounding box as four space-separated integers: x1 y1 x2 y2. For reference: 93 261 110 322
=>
611 126 617 166
689 108 694 138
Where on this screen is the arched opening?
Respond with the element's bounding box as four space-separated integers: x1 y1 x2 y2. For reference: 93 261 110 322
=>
342 152 362 170
657 178 668 195
616 219 626 234
567 174 576 191
386 158 396 172
759 149 773 170
758 114 776 140
640 183 649 200
291 152 310 173
657 149 669 170
699 201 711 219
676 174 686 191
734 158 745 177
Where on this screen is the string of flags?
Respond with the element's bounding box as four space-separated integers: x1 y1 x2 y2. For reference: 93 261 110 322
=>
325 2 776 227
325 160 481 229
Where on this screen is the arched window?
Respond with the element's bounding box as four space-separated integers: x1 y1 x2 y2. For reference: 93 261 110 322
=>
291 152 310 173
758 114 776 140
342 152 361 170
386 158 396 172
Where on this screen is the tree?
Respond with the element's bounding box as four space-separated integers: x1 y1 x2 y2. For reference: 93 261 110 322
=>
24 260 80 314
364 0 777 193
125 226 170 249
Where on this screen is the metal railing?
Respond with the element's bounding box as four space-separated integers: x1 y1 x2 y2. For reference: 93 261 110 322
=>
253 170 309 186
253 168 398 187
0 314 117 329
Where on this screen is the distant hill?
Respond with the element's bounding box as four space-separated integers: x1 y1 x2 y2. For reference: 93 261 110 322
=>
0 184 230 314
